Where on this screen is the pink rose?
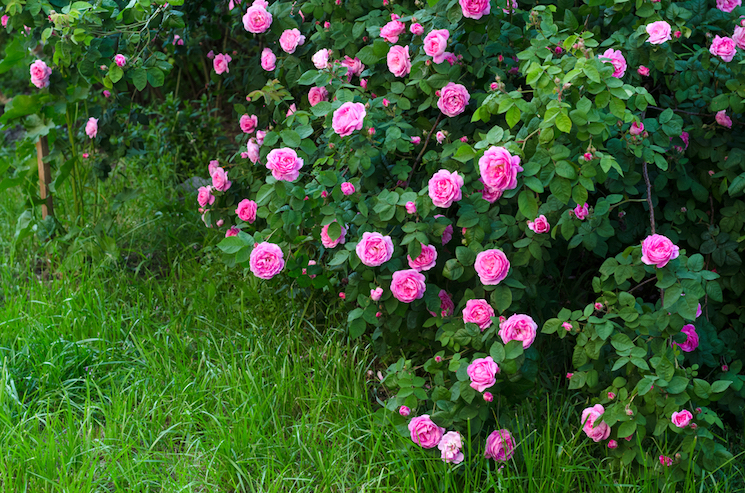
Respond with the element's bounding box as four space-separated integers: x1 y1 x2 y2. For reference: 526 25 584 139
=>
717 0 742 12
673 324 699 352
249 242 284 280
407 244 438 271
467 356 499 392
208 160 219 175
734 26 745 49
641 234 679 268
356 231 394 266
211 166 232 192
716 110 733 128
243 4 273 33
428 169 464 208
463 299 495 330
437 82 470 117
85 117 98 139
438 431 464 464
411 136 421 145
286 103 297 118
197 186 215 207
671 410 693 428
562 322 572 331
485 429 515 461
103 90 111 98
436 131 445 144
480 178 503 203
342 56 365 79
240 114 258 133
399 405 411 416
479 146 523 192
527 215 550 234
30 60 52 89
213 53 232 74
646 21 672 45
574 203 589 220
608 440 618 449
581 404 611 442
408 415 445 448
260 48 276 71
114 54 126 67
225 226 239 237
599 48 626 78
256 130 266 145
475 249 510 285
266 148 304 182
629 121 644 136
710 35 736 62
321 221 347 248
483 392 493 402
341 182 355 195
236 199 257 223
371 287 384 301
390 269 426 303
1 15 8 28
332 102 367 137
387 45 411 77
312 49 331 69
459 0 491 19
279 28 306 54
499 313 537 349
410 23 424 36
405 201 417 214
246 138 260 163
379 19 405 43
360 79 368 89
423 29 450 64
503 0 518 13
308 86 329 107
441 225 453 245
638 65 650 76
438 290 454 317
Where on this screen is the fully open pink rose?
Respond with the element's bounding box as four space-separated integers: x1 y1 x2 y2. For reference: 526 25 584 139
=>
213 53 232 74
428 169 464 208
321 221 347 248
717 0 742 12
479 146 523 191
499 314 537 349
30 60 52 88
312 49 331 69
249 242 284 279
266 148 304 182
641 234 679 268
114 54 126 67
527 215 550 234
391 269 426 303
475 249 510 285
332 102 366 137
716 110 733 128
410 23 424 35
356 231 394 266
646 21 672 45
407 244 438 271
467 356 499 392
599 48 626 78
308 86 329 106
438 431 464 464
243 4 272 33
379 19 405 43
463 299 495 330
734 26 745 49
423 29 450 64
85 117 98 139
574 203 589 220
279 28 306 54
240 114 258 134
671 410 693 428
225 226 239 237
437 82 470 117
261 48 276 71
459 0 491 19
408 415 445 448
236 199 257 223
211 166 232 191
341 182 355 195
581 404 611 442
197 186 215 207
674 324 699 352
485 429 515 461
710 35 737 62
387 45 411 77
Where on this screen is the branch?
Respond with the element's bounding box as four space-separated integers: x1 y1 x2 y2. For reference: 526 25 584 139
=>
407 114 443 187
629 276 656 293
642 161 655 235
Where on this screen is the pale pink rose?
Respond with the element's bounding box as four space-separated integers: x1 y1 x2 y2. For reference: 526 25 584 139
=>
266 148 304 182
527 215 550 234
646 21 672 45
638 65 650 76
243 4 273 33
599 48 626 78
356 231 394 266
240 114 258 133
312 49 331 69
641 234 679 268
475 249 510 285
390 269 426 303
696 303 702 318
428 169 464 208
114 54 126 67
459 0 491 19
208 160 220 175
630 121 644 135
438 290 454 317
387 45 411 77
502 0 517 13
673 324 699 352
608 392 616 400
423 29 450 64
717 0 741 12
562 322 572 331
236 199 257 223
213 53 232 74
436 131 445 144
1 15 8 28
480 179 503 203
399 406 411 416
256 130 266 145
408 415 445 448
382 98 389 107
410 23 424 35
371 287 384 301
252 0 269 8
405 201 417 214
249 242 284 279
321 221 347 248
342 56 365 79
438 431 464 464
341 182 355 195
442 225 453 245
710 35 737 62
85 117 98 139
225 226 239 237
360 79 368 89
467 356 499 392
716 110 733 128
608 440 618 449
332 102 367 137
411 136 421 144
207 50 215 59
286 103 296 117
671 410 693 428
463 299 495 330
437 82 470 117
211 166 232 191
479 146 523 191
499 313 537 349
734 26 745 49
279 28 306 54
103 90 111 98
308 86 329 106
485 429 515 461
581 404 611 442
260 48 276 71
574 203 589 220
407 244 438 271
246 138 260 163
30 60 52 89
197 186 215 207
379 19 405 43
594 302 603 310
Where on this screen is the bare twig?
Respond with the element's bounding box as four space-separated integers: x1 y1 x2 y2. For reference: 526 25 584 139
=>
407 114 443 186
629 276 656 293
642 161 655 234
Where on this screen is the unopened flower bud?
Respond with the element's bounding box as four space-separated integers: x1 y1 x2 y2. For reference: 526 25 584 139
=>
483 392 494 402
435 355 442 362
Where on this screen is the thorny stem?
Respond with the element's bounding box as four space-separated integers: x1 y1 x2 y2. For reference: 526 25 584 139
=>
642 162 655 235
407 114 443 187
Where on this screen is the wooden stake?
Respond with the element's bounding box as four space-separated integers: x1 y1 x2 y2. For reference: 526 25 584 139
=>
36 135 54 219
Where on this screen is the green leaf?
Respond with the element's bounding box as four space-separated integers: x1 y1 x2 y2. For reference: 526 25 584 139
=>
556 112 572 133
504 340 523 359
518 191 538 219
0 95 42 124
297 70 320 85
490 285 512 313
667 376 689 394
217 236 246 254
132 68 147 91
443 259 464 281
456 246 477 266
147 67 165 87
281 129 301 148
506 106 521 128
109 64 124 83
617 420 636 438
349 318 366 338
328 250 349 265
711 380 732 393
656 356 674 382
489 342 505 363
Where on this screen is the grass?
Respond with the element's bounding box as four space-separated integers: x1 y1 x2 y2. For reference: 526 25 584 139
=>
0 161 743 492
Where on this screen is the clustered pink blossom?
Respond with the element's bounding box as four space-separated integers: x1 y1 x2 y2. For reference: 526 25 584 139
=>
387 45 411 77
716 110 733 128
85 117 98 139
424 29 450 64
671 409 693 428
380 18 405 43
467 356 499 392
710 35 737 62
